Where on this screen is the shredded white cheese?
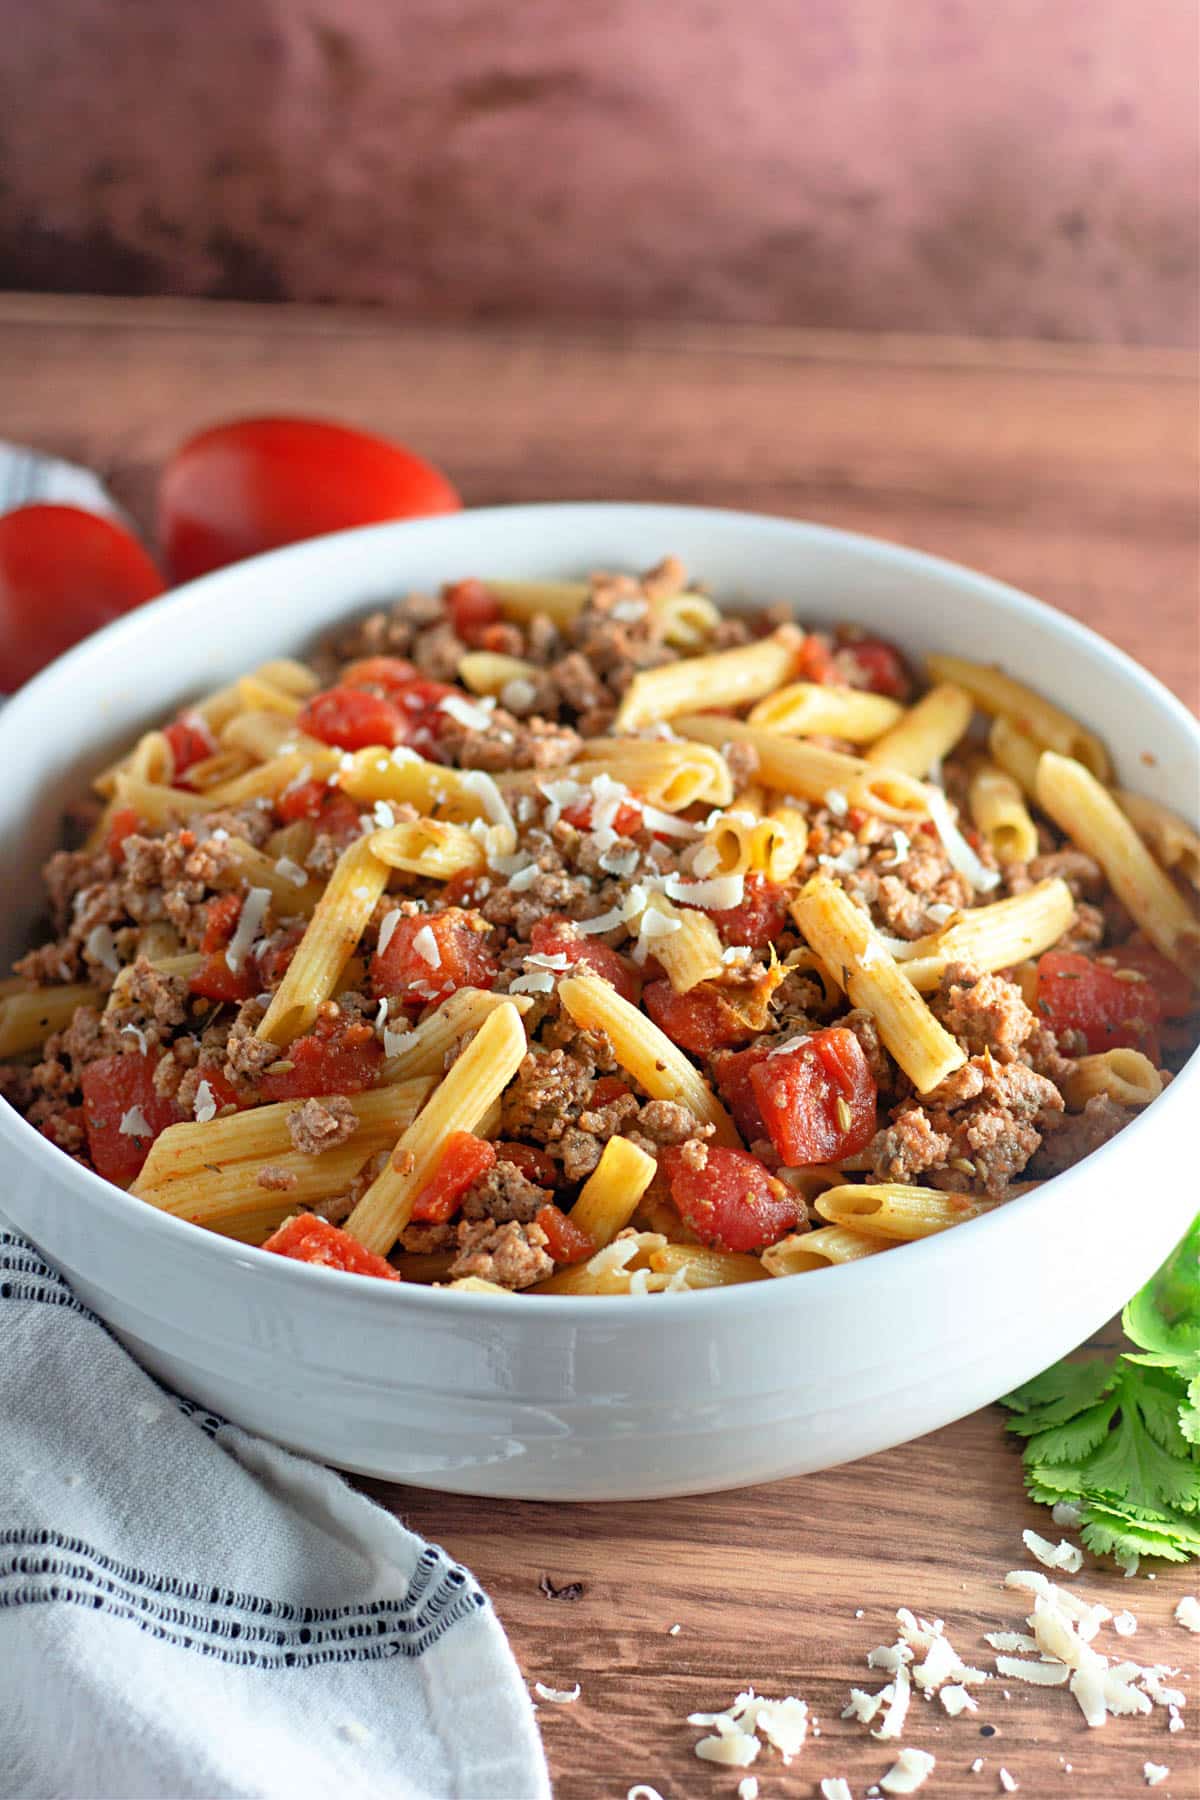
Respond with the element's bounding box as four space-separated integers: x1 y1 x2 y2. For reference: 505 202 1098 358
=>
924 785 1001 892
938 1684 977 1716
625 1788 666 1800
823 787 849 817
638 804 701 839
1112 1611 1138 1638
225 887 272 973
820 1782 852 1800
872 1664 912 1741
500 677 537 713
121 1024 148 1055
689 1689 809 1767
998 1770 1018 1794
376 908 402 958
371 800 396 831
1174 1595 1200 1632
694 1733 760 1768
84 924 121 975
509 969 556 996
274 856 308 888
880 1747 936 1794
118 1106 151 1138
661 871 745 910
383 1025 416 1059
1022 1529 1083 1575
1143 1766 1169 1789
460 769 517 845
411 925 441 969
610 596 647 622
737 1780 759 1800
439 693 496 732
193 1080 217 1124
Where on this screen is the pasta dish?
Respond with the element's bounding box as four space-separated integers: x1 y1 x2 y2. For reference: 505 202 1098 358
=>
2 560 1197 1295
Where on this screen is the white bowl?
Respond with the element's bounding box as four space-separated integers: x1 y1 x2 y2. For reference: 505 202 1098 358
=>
1 504 1197 1500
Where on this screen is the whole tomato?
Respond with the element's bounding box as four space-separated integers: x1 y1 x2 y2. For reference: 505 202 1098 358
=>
159 416 461 582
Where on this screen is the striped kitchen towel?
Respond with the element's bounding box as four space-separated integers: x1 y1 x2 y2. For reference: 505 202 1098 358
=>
0 1228 550 1800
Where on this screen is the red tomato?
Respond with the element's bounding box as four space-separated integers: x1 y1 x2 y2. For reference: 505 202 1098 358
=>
410 1131 496 1224
589 1074 634 1109
159 417 461 583
560 799 644 837
163 712 216 784
748 1027 877 1165
39 1106 86 1153
297 685 406 751
493 1140 560 1187
445 579 501 645
836 636 912 700
0 504 165 691
274 780 363 846
340 655 419 698
528 917 641 1004
794 634 837 684
1035 949 1163 1057
189 894 258 1003
692 873 790 950
260 1014 383 1101
80 1052 179 1185
1108 943 1195 1021
712 1042 773 1141
659 1144 798 1252
391 677 456 759
537 1203 595 1264
262 1214 400 1281
105 805 143 864
370 909 497 1010
643 980 756 1054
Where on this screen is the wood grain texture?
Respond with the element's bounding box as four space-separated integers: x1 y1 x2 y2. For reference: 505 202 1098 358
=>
2 295 1197 1797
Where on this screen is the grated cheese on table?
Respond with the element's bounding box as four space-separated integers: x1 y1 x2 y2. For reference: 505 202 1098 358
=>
689 1688 809 1768
1112 1611 1138 1638
1021 1529 1083 1575
880 1746 936 1794
998 1769 1018 1793
1143 1767 1169 1789
1174 1594 1200 1632
533 1681 580 1703
820 1781 853 1800
737 1779 759 1800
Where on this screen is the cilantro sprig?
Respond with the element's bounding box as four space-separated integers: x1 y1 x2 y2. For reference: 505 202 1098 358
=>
1000 1214 1200 1567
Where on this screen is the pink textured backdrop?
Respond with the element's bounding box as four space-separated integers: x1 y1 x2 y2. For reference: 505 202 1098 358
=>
1 0 1196 342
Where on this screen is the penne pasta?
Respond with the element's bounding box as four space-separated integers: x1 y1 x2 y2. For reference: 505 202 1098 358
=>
495 743 733 812
988 716 1044 797
1062 1049 1163 1111
368 818 486 881
762 1225 892 1274
334 748 492 821
815 1183 998 1241
234 674 305 719
568 1137 657 1248
457 651 539 697
557 973 740 1145
642 895 727 994
863 683 973 778
748 681 903 742
614 626 804 732
675 715 930 823
532 1231 671 1295
648 1244 772 1288
344 1000 528 1255
968 761 1039 864
791 874 966 1092
926 654 1111 781
645 588 720 650
694 808 757 879
134 1079 433 1190
1115 790 1200 893
896 878 1075 993
0 982 101 1056
256 836 391 1044
751 805 809 883
219 709 328 764
488 578 588 625
379 987 534 1083
1035 752 1200 981
216 836 324 916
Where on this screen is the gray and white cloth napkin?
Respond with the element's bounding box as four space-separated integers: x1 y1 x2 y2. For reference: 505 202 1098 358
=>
0 1227 551 1800
0 442 550 1799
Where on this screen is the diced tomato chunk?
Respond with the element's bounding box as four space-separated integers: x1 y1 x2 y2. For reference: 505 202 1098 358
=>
297 684 406 751
748 1026 876 1166
163 711 216 784
105 805 143 863
560 798 644 837
1035 949 1163 1057
835 635 912 700
339 655 419 698
659 1144 798 1252
275 779 363 846
260 1013 383 1101
371 908 498 1010
589 1074 634 1109
712 1042 773 1142
643 980 756 1054
493 1140 560 1187
390 677 456 760
794 633 837 684
692 873 790 950
80 1052 179 1185
444 578 501 645
537 1202 595 1264
190 893 257 1003
528 917 640 1004
199 892 242 954
1109 943 1195 1021
262 1214 400 1281
410 1131 496 1223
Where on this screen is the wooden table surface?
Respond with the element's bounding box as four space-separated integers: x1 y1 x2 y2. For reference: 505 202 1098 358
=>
2 295 1197 1798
